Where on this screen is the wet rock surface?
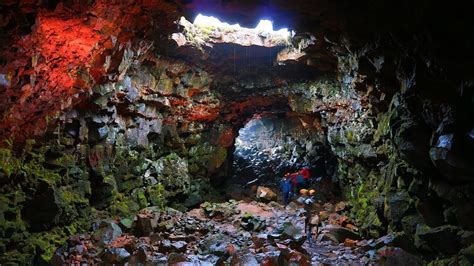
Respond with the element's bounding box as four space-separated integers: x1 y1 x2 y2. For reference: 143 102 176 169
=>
52 199 420 265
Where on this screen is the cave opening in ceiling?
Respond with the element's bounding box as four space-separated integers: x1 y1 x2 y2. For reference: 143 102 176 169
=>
175 13 293 46
192 14 293 39
172 14 315 65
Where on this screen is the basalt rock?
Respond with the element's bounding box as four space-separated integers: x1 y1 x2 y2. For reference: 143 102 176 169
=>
320 225 362 243
92 220 123 247
256 186 278 203
375 247 422 266
1 0 474 264
199 234 233 257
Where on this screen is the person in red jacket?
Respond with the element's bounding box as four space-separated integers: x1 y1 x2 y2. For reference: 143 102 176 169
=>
301 168 311 180
289 168 310 195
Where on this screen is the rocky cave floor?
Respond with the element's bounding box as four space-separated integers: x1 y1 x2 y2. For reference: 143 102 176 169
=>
52 190 421 266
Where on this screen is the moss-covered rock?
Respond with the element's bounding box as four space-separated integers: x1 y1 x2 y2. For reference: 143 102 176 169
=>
384 191 412 230
147 153 190 196
188 142 227 175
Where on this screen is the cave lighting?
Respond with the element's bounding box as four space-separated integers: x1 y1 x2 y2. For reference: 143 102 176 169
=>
194 14 240 28
193 14 291 38
255 19 273 32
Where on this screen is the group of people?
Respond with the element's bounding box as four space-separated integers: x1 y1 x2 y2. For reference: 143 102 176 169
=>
280 168 318 245
280 168 311 205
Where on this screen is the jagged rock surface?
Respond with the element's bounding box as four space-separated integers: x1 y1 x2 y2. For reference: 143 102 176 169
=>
0 0 473 265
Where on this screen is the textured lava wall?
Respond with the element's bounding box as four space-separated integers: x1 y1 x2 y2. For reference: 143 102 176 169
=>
1 0 474 264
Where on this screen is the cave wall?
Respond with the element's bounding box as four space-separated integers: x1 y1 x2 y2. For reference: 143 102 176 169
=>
0 54 232 263
326 35 474 263
0 2 232 263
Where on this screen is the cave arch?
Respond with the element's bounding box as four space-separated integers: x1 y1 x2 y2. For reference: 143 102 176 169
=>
228 111 335 183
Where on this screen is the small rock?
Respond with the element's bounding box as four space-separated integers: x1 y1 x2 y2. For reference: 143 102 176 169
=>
171 241 188 252
269 222 306 249
256 250 282 266
109 234 137 251
376 247 422 266
251 233 267 249
335 201 347 212
160 239 173 253
280 248 310 265
159 219 175 231
200 234 232 256
231 250 259 266
197 254 221 264
119 217 134 230
310 214 319 225
256 186 277 202
102 247 130 264
344 238 358 247
321 225 361 243
92 220 123 247
241 214 266 231
169 233 187 241
135 207 159 236
168 253 188 264
319 210 330 221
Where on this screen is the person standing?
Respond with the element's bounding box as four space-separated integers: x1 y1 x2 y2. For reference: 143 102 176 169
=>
280 173 292 206
301 167 311 185
298 189 316 246
305 189 317 246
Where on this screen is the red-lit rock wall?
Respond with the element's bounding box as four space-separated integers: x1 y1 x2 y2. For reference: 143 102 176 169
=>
0 0 178 144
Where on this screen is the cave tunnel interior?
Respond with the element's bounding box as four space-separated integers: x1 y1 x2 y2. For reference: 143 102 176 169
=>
1 1 474 265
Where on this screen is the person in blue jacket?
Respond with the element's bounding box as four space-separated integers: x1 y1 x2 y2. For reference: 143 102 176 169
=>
280 173 292 206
